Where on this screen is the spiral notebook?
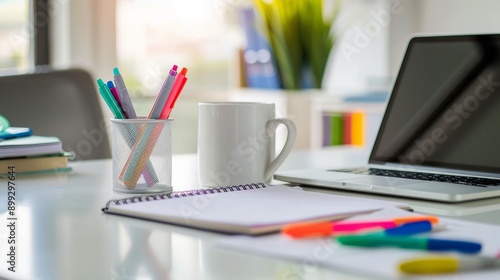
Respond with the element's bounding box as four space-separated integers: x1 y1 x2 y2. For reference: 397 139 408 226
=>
102 184 409 235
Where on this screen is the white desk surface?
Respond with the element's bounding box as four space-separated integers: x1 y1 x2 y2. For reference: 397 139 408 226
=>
1 147 500 280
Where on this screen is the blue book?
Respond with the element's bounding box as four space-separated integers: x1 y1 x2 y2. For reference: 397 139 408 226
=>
0 127 32 140
343 92 389 103
239 8 281 89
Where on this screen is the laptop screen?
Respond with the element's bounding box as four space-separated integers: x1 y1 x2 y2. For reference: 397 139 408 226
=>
370 34 500 174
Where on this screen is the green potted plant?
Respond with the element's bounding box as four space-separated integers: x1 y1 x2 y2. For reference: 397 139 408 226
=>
253 0 341 90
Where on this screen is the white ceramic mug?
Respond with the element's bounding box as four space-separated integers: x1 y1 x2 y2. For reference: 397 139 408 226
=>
198 102 296 187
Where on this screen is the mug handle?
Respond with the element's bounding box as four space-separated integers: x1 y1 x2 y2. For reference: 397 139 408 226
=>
264 118 297 181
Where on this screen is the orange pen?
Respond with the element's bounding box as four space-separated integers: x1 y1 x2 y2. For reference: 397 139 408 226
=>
282 216 439 239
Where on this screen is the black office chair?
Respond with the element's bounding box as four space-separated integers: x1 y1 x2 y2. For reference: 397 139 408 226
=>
0 68 111 160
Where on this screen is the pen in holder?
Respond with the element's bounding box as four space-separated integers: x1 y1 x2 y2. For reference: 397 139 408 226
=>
116 123 159 187
111 118 173 193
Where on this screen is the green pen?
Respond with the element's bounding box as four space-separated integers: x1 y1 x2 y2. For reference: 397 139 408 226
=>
336 235 481 254
97 79 125 119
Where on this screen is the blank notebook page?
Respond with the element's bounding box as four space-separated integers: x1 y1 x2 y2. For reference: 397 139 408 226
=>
105 185 407 234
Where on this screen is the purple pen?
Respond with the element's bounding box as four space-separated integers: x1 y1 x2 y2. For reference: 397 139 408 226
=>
148 65 178 119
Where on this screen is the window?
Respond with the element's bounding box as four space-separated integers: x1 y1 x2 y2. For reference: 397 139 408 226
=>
0 0 31 72
116 0 244 96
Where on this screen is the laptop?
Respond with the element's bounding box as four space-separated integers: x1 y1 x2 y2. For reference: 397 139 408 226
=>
275 34 500 202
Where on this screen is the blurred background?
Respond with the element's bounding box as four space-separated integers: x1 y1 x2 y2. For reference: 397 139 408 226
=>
2 0 500 154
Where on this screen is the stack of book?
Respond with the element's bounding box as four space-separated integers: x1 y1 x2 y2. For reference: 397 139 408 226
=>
322 111 382 148
0 135 72 175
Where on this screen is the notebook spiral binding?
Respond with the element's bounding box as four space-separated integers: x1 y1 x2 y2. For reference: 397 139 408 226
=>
104 182 267 210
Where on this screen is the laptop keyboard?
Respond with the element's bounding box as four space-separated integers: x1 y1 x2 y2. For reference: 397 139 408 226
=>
332 168 500 187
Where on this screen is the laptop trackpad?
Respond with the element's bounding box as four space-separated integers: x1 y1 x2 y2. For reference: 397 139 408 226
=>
343 177 417 188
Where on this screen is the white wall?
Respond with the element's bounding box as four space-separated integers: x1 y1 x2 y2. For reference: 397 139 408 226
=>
418 0 500 33
50 0 117 81
326 0 500 94
388 0 500 78
324 0 391 94
50 0 118 121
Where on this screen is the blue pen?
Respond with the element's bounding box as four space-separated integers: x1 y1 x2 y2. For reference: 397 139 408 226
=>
113 68 137 119
148 65 178 119
373 221 434 236
336 235 482 254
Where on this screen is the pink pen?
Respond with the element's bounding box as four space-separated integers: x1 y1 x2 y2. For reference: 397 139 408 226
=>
159 67 188 119
107 81 126 118
282 216 439 238
148 65 178 119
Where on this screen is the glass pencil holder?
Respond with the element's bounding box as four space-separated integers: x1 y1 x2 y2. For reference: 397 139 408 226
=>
111 118 173 193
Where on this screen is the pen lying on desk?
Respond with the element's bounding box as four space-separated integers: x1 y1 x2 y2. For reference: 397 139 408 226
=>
336 235 482 254
399 255 500 274
283 216 439 238
367 220 440 236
